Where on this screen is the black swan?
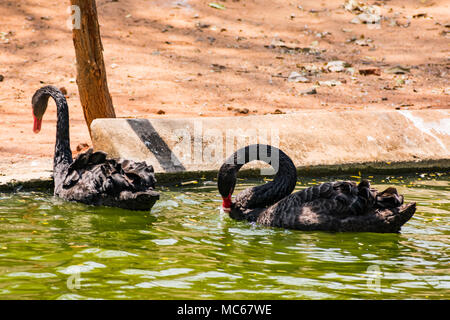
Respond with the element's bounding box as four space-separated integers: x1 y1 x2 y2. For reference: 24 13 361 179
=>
218 144 416 233
32 86 159 210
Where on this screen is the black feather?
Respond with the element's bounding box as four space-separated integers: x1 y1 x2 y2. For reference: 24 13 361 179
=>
218 144 416 233
32 86 159 211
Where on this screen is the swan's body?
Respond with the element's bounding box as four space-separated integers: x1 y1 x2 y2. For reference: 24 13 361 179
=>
32 86 159 210
218 144 416 233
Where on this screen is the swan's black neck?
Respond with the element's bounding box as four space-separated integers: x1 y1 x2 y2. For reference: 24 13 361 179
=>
32 86 73 189
218 144 297 210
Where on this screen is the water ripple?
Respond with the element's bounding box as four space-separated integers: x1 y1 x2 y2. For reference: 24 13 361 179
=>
0 174 448 299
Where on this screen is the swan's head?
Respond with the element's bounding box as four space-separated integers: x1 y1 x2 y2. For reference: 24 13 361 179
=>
217 163 237 212
31 88 51 133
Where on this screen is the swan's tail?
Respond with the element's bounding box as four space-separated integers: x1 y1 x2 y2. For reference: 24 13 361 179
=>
337 201 416 233
382 202 416 232
372 187 416 232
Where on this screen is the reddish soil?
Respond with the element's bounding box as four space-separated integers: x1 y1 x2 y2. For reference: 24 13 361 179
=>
0 0 448 171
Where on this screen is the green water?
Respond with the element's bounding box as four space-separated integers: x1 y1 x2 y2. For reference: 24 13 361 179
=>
0 173 448 300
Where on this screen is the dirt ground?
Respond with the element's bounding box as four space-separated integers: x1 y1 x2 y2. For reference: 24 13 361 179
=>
0 0 449 174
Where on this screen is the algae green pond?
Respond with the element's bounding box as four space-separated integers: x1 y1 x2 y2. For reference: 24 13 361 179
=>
0 173 448 300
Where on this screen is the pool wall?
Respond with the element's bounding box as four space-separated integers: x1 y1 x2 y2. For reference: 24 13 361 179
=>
1 110 449 191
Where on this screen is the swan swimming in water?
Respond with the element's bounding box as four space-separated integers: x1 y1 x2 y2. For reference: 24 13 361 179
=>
32 86 159 210
218 144 416 233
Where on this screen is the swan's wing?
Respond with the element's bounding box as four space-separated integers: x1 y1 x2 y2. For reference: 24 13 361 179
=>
291 182 337 203
68 148 107 171
257 181 415 232
115 158 157 189
234 176 297 210
287 180 379 214
239 181 355 225
63 149 156 191
234 180 345 212
60 150 159 209
258 196 352 229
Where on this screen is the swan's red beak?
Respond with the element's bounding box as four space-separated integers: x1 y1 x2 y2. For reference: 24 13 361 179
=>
222 194 232 212
33 115 42 133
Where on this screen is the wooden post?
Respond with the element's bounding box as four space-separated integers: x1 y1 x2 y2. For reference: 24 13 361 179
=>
70 0 116 136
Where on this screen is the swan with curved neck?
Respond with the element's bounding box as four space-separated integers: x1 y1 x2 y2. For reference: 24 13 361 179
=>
218 144 297 219
218 144 416 233
32 86 159 210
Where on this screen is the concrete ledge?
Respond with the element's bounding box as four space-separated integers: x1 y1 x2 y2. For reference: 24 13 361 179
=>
1 159 449 192
0 177 53 192
91 110 450 173
1 110 449 192
153 158 450 184
0 159 53 192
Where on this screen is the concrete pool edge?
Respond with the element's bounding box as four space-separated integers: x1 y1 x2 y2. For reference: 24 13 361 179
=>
1 158 449 192
2 110 449 191
90 110 450 173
